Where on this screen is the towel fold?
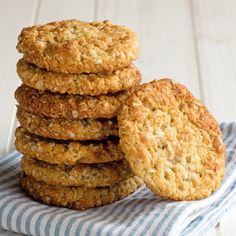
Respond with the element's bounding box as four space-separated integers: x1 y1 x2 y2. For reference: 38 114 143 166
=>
0 122 236 236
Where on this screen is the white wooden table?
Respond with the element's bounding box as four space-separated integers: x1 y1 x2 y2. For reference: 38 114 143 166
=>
0 0 236 235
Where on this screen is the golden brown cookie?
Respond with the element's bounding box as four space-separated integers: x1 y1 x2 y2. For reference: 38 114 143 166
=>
17 20 140 73
21 156 133 187
16 107 118 141
20 173 143 210
118 79 226 201
15 127 123 164
17 59 141 95
15 85 130 119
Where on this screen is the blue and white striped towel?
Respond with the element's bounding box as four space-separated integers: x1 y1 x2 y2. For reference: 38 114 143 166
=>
1 122 236 236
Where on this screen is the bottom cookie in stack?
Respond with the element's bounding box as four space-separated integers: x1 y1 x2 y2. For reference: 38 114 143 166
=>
20 156 134 188
20 174 143 210
16 128 143 210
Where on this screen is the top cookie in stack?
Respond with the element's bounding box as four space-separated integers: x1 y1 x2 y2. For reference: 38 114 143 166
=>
15 19 143 210
17 20 140 74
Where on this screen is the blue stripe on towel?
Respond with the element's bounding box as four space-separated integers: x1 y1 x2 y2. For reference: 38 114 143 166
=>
0 123 236 236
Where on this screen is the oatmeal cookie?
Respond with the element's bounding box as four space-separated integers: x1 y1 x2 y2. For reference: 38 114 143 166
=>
21 156 133 187
17 20 140 73
15 85 131 119
15 127 123 164
20 173 143 210
118 79 225 200
16 107 118 141
17 59 141 95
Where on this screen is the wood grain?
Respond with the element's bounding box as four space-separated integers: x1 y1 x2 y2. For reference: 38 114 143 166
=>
96 0 201 98
0 0 39 154
3 0 96 154
37 0 95 23
191 0 236 122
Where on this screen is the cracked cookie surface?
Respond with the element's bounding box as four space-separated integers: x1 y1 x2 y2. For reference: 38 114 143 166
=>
118 79 225 200
17 20 140 73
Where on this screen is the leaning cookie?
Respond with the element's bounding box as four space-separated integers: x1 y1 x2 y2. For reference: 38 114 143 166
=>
21 156 133 188
20 173 143 210
17 20 140 73
15 127 123 164
17 59 141 95
118 79 225 201
16 107 118 141
15 85 131 119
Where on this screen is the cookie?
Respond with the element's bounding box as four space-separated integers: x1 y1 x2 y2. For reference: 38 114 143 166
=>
16 107 118 141
17 20 139 73
21 156 133 188
20 173 143 210
15 85 131 119
118 79 225 200
17 59 141 95
15 127 123 164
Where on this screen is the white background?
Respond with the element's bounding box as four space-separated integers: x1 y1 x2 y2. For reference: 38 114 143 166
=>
0 0 236 235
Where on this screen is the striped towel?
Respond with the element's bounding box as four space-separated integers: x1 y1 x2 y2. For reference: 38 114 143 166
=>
1 122 236 236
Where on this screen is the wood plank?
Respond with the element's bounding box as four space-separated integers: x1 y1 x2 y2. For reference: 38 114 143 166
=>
0 0 39 154
96 0 201 98
192 1 236 235
0 0 39 233
191 0 236 122
37 0 95 23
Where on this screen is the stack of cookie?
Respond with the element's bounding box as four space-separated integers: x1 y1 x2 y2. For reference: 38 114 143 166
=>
14 20 143 210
